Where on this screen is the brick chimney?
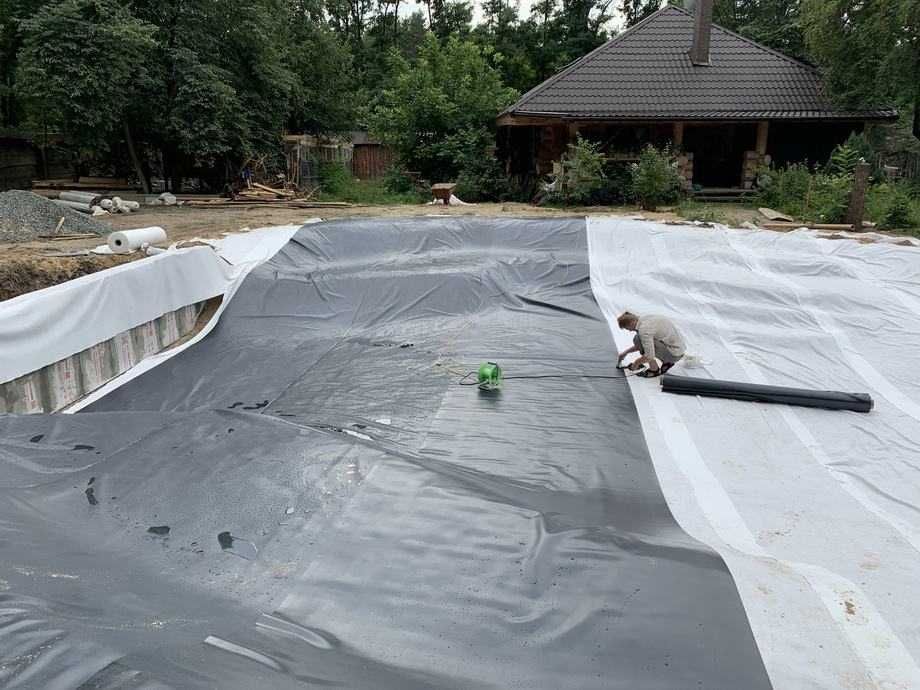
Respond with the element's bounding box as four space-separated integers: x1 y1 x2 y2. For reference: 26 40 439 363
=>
688 0 714 66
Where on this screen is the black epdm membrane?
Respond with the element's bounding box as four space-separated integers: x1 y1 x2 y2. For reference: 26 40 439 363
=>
0 218 772 689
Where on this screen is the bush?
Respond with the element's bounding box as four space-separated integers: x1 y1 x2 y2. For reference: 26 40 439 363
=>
317 160 350 195
757 163 811 213
591 160 633 205
757 163 851 223
868 183 919 230
630 145 682 211
383 166 419 195
827 132 875 176
546 136 606 205
368 36 518 182
453 128 512 202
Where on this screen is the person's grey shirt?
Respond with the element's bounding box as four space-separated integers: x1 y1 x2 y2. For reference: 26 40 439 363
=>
636 315 686 363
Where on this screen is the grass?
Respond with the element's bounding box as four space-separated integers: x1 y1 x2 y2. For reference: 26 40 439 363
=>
676 200 750 228
315 175 425 206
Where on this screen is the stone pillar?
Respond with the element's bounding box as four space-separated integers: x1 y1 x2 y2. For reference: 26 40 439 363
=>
677 152 694 190
847 160 871 231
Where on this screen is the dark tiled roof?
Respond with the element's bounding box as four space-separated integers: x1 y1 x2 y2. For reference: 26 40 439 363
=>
504 6 897 121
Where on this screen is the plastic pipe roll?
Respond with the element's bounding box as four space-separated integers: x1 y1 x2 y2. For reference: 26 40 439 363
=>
53 199 92 213
107 226 167 254
661 374 874 413
59 190 101 205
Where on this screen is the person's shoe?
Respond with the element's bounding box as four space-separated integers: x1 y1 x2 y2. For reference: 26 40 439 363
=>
660 362 674 375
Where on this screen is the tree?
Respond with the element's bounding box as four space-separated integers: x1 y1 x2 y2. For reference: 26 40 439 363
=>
802 0 920 138
714 0 805 60
368 35 517 180
1 0 50 129
16 0 155 154
622 0 660 28
426 0 473 39
555 0 613 65
286 3 356 134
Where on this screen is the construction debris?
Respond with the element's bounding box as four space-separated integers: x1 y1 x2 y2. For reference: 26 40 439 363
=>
758 207 794 222
182 197 352 209
32 176 139 191
0 190 110 243
760 221 877 231
147 192 179 206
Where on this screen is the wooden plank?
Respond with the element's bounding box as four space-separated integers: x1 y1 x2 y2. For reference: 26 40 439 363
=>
496 113 567 127
756 121 769 155
252 182 294 197
38 233 98 240
761 222 857 231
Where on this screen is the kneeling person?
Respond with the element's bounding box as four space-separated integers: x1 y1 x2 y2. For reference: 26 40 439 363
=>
616 311 685 377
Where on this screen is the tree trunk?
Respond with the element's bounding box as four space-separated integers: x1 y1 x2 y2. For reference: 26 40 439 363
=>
913 91 919 140
124 121 151 194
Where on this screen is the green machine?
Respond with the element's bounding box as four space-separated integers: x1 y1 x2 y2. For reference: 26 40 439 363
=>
477 362 502 391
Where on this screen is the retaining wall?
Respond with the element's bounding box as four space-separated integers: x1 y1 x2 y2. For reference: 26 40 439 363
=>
0 302 205 413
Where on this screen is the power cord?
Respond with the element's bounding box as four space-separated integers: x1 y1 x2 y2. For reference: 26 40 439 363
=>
456 370 641 385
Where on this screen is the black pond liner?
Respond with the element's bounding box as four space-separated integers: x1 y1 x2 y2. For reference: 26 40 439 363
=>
662 373 874 413
0 217 772 688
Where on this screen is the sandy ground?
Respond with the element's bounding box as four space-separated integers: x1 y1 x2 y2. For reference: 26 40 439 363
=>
0 201 696 301
6 199 909 302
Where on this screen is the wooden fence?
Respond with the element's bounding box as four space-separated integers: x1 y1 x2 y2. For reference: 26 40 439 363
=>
352 144 393 179
874 151 920 182
0 137 70 191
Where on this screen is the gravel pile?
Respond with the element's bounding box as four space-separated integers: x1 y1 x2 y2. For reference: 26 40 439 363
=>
0 190 111 243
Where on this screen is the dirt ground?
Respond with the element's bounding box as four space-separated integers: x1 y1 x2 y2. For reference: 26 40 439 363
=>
0 200 906 302
0 201 686 301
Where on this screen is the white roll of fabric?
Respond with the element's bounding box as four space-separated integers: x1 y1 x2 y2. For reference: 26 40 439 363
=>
107 227 167 254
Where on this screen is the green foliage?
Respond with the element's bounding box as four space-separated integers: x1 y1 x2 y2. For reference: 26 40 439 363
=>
802 0 919 137
622 1 660 28
709 0 806 60
16 0 155 150
867 183 920 230
756 162 810 211
676 200 748 227
454 135 512 201
317 161 352 195
630 145 682 211
828 143 862 177
757 163 852 223
368 35 517 182
383 166 420 195
546 136 606 205
318 171 424 204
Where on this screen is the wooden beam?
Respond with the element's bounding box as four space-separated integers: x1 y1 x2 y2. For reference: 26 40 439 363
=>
756 121 769 155
846 161 871 231
673 122 685 148
496 113 567 127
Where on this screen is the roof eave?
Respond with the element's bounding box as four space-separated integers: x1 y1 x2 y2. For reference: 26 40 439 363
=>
499 109 899 123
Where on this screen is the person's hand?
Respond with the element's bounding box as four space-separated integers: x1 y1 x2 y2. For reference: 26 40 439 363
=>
627 361 643 372
617 351 627 367
637 368 661 378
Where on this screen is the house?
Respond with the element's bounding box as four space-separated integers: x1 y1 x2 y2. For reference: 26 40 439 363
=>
496 1 897 191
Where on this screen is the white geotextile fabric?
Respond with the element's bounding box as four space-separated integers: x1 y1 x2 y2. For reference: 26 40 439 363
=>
0 224 305 387
0 247 236 384
588 217 920 690
65 223 307 411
